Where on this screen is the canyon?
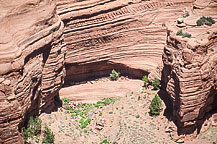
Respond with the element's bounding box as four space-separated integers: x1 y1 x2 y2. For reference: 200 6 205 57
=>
0 0 216 143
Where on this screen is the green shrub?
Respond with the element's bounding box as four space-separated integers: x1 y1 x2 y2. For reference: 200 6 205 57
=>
176 30 183 36
84 129 88 133
196 16 215 26
99 98 119 106
79 118 84 124
151 78 160 90
142 75 149 89
99 111 103 116
63 97 70 103
79 118 91 129
22 129 29 142
196 19 203 26
110 69 120 81
42 125 55 144
149 94 162 115
207 17 215 24
182 32 191 38
94 98 119 110
100 139 110 144
176 30 191 38
23 116 42 142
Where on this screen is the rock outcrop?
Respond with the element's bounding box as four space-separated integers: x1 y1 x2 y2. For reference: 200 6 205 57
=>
0 0 65 143
4 0 217 143
162 0 217 141
57 0 193 82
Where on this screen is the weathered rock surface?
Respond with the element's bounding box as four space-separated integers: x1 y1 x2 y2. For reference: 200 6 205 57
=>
0 0 65 143
57 0 193 82
193 0 217 17
4 0 217 143
162 0 217 140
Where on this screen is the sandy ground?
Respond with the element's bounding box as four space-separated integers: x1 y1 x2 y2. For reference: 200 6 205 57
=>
40 78 217 144
59 77 144 103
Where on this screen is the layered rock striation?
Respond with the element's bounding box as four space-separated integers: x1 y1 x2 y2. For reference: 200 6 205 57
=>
5 0 217 143
57 0 193 82
0 0 65 143
162 0 217 140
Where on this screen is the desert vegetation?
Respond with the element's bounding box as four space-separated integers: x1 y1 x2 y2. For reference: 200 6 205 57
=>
196 16 215 26
176 30 191 38
142 75 149 89
149 94 163 115
23 116 42 143
37 75 217 143
22 116 54 144
109 69 120 81
23 116 54 144
63 97 120 134
40 80 172 143
42 125 55 144
151 78 161 90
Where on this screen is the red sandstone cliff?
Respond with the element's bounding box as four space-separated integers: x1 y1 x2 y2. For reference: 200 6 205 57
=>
1 0 216 143
0 0 65 143
56 0 193 82
162 0 217 141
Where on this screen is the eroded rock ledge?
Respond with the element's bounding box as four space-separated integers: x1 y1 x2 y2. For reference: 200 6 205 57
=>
0 0 65 143
162 0 217 141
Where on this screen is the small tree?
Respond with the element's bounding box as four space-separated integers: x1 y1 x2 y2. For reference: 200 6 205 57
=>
42 125 55 144
142 75 148 89
149 94 162 115
151 78 161 90
23 116 42 142
110 69 120 81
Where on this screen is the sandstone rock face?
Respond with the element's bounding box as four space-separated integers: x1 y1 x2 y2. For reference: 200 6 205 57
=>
0 0 65 143
193 0 217 17
57 0 193 82
0 0 205 144
162 1 217 140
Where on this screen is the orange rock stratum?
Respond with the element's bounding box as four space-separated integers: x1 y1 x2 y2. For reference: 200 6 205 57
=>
0 0 216 143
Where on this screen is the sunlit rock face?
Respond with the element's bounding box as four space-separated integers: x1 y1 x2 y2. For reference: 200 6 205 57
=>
56 0 193 82
0 0 199 143
162 0 217 140
193 0 217 17
0 0 65 143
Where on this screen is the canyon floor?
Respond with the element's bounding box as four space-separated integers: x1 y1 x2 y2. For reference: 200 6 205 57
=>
40 77 217 144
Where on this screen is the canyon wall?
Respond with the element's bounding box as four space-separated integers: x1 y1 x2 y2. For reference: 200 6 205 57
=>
56 0 193 82
162 0 217 141
0 0 65 143
4 0 217 143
